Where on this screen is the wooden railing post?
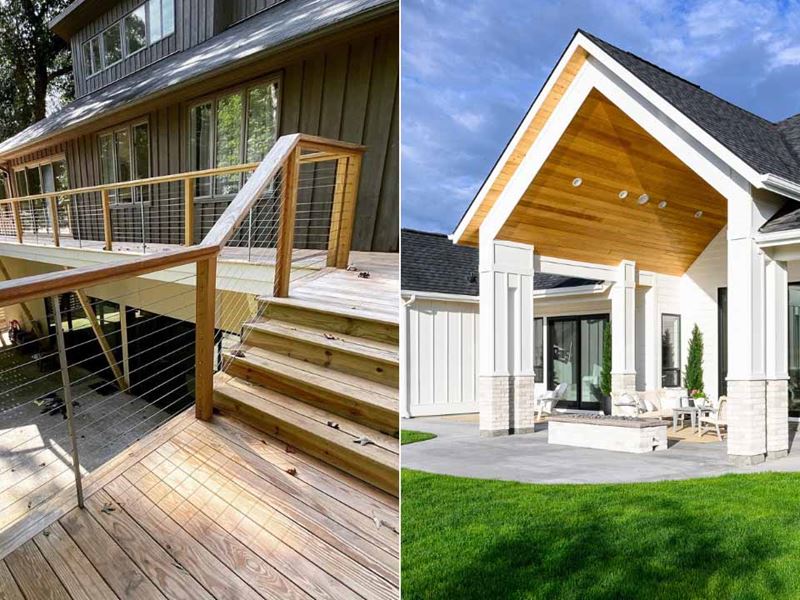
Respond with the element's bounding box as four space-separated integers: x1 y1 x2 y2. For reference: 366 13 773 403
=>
273 149 300 298
195 255 217 421
327 157 349 267
184 177 195 245
11 200 22 244
48 196 60 247
334 153 362 269
101 189 113 251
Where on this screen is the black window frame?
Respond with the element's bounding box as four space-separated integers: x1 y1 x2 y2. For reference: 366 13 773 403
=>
661 313 681 388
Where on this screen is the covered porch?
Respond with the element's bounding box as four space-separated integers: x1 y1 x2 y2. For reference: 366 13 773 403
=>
452 32 800 464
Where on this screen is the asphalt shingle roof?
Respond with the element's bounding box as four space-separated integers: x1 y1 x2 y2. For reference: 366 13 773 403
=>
581 30 800 184
401 229 601 296
0 0 394 158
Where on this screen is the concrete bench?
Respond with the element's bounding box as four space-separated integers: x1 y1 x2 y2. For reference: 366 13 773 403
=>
548 414 667 453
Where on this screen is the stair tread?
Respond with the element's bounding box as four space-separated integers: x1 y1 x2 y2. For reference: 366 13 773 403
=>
224 345 398 414
215 373 399 460
246 319 399 365
258 295 399 326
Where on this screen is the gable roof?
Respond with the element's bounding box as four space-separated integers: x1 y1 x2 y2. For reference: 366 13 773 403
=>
401 229 601 296
0 0 395 159
581 31 800 184
453 29 800 243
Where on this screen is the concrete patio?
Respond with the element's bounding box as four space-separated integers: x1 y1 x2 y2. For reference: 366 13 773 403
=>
402 416 800 484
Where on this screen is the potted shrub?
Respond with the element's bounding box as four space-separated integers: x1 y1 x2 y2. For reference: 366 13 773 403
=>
600 322 612 414
685 324 704 406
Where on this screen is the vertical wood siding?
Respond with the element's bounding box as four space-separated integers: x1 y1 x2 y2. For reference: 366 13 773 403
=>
72 0 217 98
405 298 480 417
14 26 398 252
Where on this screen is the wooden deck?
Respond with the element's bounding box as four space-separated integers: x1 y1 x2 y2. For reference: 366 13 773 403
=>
0 409 399 599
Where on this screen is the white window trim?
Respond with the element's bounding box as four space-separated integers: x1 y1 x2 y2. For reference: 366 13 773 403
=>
12 156 70 198
186 75 282 200
97 119 151 206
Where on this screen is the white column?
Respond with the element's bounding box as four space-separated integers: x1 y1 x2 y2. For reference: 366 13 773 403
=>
610 260 636 407
726 184 769 464
478 236 535 436
643 283 659 391
765 256 789 459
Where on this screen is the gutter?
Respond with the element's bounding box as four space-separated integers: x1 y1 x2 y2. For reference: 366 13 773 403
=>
400 282 610 303
760 174 800 203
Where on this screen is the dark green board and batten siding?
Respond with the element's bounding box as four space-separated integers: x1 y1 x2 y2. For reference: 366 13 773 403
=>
72 0 218 99
9 26 398 252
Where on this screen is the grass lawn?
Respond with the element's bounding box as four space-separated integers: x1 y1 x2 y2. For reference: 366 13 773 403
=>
402 469 800 599
401 430 437 445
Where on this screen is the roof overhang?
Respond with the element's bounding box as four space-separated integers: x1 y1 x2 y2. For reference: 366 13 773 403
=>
452 31 790 250
49 0 126 41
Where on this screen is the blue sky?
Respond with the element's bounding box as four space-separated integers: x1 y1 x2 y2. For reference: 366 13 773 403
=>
401 0 800 234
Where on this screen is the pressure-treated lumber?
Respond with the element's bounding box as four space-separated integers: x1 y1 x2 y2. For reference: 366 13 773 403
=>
48 196 60 247
184 176 195 245
11 201 22 243
327 157 350 267
273 148 300 298
336 154 362 269
195 256 217 421
75 289 127 391
101 189 112 251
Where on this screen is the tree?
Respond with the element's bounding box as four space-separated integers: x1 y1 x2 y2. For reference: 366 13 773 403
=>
600 321 612 397
684 324 704 396
0 0 73 139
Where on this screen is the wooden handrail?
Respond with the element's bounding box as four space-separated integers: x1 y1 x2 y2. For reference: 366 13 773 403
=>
0 133 367 423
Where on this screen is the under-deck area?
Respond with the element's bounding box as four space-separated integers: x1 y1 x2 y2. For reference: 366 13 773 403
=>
0 410 399 599
0 251 399 598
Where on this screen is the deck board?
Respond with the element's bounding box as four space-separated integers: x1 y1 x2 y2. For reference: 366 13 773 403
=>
0 409 398 599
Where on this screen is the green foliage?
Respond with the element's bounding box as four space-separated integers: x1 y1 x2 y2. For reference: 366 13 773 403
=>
0 0 73 139
685 324 704 395
402 469 800 599
600 321 611 396
401 430 437 445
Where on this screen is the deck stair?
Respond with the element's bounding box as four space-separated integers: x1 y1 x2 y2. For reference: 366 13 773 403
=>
214 297 399 496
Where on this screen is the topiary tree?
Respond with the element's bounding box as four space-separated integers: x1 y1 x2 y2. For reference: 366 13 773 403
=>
600 321 612 397
684 324 704 396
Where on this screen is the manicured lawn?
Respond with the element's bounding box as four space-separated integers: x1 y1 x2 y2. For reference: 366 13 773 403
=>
402 469 800 599
401 430 437 445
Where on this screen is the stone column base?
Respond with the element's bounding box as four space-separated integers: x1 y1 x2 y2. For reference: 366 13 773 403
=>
479 375 536 436
726 379 767 465
610 372 636 415
766 379 789 458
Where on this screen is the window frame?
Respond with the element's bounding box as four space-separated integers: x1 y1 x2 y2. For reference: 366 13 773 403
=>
185 74 282 201
124 5 148 58
96 119 151 206
661 313 682 388
12 155 70 198
101 21 124 69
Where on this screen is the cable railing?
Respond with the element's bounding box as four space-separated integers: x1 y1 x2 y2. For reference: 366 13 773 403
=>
0 134 365 552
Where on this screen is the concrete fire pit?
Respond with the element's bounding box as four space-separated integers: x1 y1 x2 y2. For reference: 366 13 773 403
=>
548 414 668 453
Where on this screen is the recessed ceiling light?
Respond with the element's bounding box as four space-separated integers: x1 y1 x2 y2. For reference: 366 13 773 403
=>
694 210 703 218
637 194 649 205
658 201 667 209
572 177 582 187
618 190 628 199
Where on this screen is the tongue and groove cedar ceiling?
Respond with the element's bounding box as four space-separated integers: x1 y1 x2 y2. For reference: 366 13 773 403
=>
458 46 729 277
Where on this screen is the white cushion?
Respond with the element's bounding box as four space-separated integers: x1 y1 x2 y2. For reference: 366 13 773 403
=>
641 395 657 412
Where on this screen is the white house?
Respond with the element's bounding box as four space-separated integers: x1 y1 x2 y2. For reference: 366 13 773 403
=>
405 30 800 466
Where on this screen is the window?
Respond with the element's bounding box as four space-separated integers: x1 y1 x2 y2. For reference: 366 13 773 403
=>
125 6 147 55
82 35 103 75
661 314 681 388
103 23 123 66
188 79 280 196
12 158 70 204
98 122 150 204
148 0 175 44
534 317 543 382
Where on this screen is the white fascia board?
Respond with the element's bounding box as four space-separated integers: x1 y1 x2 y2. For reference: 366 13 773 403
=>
536 254 618 281
533 283 611 298
760 174 800 202
451 37 586 244
577 33 763 189
400 290 479 302
754 229 800 248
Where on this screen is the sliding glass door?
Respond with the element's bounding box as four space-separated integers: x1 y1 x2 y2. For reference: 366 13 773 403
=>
547 315 608 409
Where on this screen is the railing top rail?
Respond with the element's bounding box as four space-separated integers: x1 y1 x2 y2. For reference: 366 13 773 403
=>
0 133 364 308
0 134 365 206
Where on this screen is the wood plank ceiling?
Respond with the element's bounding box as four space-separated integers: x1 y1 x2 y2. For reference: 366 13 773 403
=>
497 89 727 276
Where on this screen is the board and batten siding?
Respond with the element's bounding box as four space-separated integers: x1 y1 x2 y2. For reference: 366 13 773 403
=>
72 0 218 99
404 297 480 417
10 25 398 252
